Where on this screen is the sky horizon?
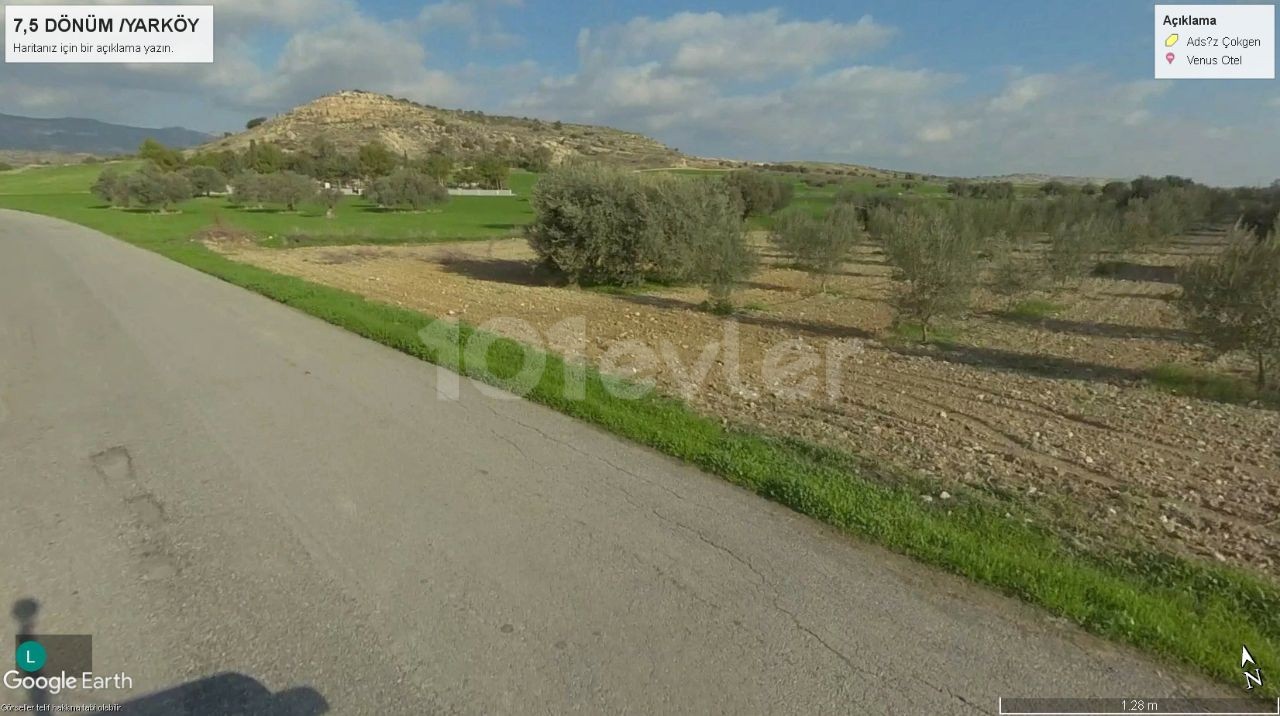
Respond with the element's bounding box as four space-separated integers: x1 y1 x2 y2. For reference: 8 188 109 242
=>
2 0 1277 185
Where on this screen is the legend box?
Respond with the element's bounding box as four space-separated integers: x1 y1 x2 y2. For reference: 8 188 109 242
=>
1155 4 1275 79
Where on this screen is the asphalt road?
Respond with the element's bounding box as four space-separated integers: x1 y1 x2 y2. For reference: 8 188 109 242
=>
0 210 1227 713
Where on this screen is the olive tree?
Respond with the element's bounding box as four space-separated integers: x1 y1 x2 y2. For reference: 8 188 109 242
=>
318 187 344 219
183 165 227 197
1177 223 1280 388
526 163 662 286
261 171 317 212
366 168 449 210
1045 214 1116 288
526 163 754 302
423 154 453 184
723 170 793 217
230 171 265 208
124 165 192 212
667 180 754 310
92 167 131 207
772 204 863 291
880 206 981 342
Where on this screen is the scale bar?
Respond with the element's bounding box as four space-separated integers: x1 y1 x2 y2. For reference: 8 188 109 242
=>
998 697 1280 716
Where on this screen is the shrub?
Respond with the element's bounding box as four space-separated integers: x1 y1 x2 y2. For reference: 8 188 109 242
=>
0 161 13 172
137 138 184 171
260 171 317 212
1240 201 1280 238
1177 223 1280 388
318 187 344 218
91 167 131 207
1040 180 1068 196
183 165 227 196
423 154 453 184
473 155 509 189
244 141 287 174
357 141 397 179
1045 214 1115 287
987 231 1045 303
772 204 863 290
246 117 267 129
230 171 265 208
879 206 981 342
124 165 192 211
366 168 448 210
723 170 793 217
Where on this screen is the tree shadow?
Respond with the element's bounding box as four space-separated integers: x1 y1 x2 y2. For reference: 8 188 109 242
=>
888 342 1146 383
435 256 552 287
1097 290 1177 301
743 280 798 292
610 292 875 340
832 266 892 279
992 313 1189 342
1092 261 1179 284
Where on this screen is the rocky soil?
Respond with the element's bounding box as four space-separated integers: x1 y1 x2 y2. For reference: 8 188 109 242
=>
220 235 1280 576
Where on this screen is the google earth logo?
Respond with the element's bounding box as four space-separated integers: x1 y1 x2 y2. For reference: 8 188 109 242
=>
15 641 46 673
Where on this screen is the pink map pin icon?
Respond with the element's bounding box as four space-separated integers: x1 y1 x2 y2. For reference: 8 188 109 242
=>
1165 52 1176 64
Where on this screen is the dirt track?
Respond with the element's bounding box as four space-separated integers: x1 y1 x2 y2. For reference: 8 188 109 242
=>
220 234 1280 575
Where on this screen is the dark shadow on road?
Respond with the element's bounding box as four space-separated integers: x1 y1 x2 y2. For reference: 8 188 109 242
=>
11 598 49 708
117 673 328 716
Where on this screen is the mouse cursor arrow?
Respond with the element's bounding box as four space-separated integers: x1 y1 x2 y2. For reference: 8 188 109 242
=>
1242 645 1256 669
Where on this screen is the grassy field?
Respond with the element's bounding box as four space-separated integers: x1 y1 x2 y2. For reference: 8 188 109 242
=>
0 162 536 245
0 161 137 194
0 163 1276 694
649 167 951 225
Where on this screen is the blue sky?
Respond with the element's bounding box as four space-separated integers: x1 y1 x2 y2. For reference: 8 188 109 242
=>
2 0 1277 183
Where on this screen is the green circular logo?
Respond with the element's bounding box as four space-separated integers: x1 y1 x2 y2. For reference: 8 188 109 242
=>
16 641 46 673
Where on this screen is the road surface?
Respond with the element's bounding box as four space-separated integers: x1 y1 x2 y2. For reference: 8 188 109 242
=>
0 210 1224 713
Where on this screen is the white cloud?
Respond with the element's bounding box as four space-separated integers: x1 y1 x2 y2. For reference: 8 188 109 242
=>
253 16 466 107
0 0 467 128
580 10 892 82
988 74 1055 112
418 0 524 49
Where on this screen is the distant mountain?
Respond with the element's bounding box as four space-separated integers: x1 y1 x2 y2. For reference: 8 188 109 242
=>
0 113 212 155
199 90 697 168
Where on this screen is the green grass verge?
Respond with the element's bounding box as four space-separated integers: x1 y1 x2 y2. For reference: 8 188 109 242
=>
1147 363 1280 409
1 168 1278 693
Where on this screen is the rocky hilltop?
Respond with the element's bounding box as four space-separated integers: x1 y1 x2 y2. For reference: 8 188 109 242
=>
199 90 696 168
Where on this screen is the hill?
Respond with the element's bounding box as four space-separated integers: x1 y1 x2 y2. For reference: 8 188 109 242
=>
0 113 211 155
198 90 696 168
